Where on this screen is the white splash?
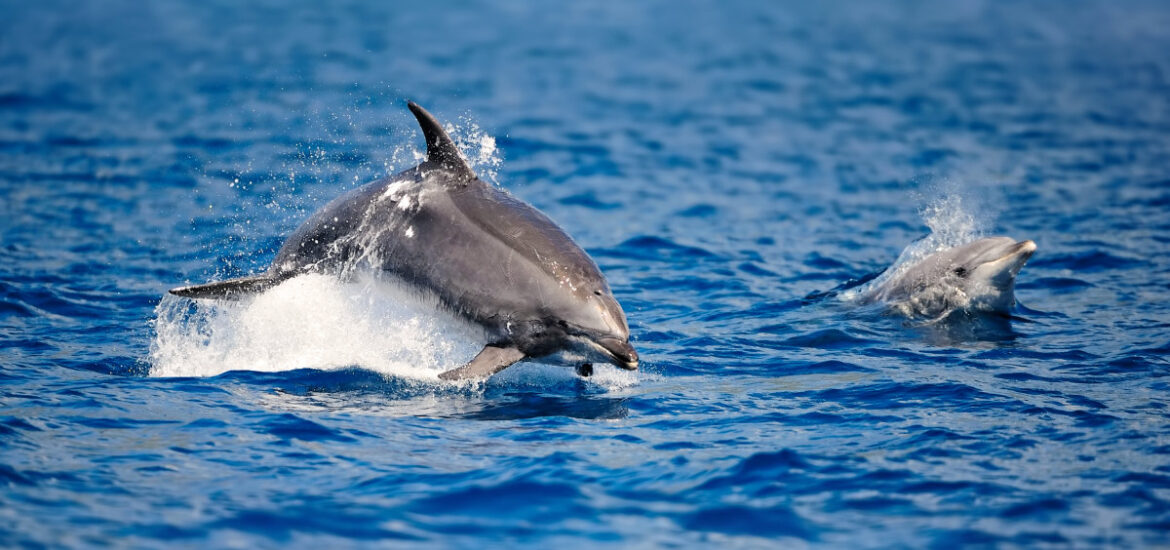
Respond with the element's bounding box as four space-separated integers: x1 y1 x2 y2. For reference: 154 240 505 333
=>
148 274 488 379
148 273 643 390
447 116 504 185
917 191 984 252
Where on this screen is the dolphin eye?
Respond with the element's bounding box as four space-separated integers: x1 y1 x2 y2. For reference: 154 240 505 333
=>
593 290 602 296
953 267 968 278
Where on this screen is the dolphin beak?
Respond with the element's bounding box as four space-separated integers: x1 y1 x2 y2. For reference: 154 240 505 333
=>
982 240 1037 288
1002 240 1037 271
596 337 639 370
1011 240 1037 258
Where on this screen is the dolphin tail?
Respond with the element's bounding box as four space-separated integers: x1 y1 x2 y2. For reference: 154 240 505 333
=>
438 345 526 381
169 273 284 300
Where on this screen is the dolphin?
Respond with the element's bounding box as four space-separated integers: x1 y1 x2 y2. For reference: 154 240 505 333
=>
859 237 1037 318
170 102 638 380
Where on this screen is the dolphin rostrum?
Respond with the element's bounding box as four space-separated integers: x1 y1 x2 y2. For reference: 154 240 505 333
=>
170 102 638 380
859 237 1037 318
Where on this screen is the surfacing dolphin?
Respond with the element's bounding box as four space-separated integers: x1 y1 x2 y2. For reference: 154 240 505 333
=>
171 102 638 380
859 237 1037 319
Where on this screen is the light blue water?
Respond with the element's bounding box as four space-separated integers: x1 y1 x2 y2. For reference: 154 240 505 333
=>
3 1 1170 547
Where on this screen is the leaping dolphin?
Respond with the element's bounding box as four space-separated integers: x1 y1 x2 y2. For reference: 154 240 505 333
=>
859 237 1037 318
170 102 638 380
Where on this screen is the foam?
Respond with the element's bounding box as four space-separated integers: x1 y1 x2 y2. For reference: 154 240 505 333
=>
148 274 488 379
148 274 645 391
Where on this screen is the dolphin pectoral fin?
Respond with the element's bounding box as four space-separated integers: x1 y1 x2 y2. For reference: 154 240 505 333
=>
438 345 526 381
168 273 283 300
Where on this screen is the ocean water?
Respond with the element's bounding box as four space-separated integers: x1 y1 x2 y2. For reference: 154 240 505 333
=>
3 0 1170 547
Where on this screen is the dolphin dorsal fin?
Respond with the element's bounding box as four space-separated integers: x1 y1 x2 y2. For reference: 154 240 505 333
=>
407 101 474 176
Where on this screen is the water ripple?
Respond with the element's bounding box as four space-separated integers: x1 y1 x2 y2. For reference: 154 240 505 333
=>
3 0 1170 547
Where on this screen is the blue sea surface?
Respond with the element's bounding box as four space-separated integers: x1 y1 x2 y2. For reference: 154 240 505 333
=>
4 1 1170 547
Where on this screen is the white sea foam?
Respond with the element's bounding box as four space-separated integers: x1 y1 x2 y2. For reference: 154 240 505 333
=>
149 272 644 390
148 274 488 379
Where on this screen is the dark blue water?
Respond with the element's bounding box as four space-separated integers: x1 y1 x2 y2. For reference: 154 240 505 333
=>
4 1 1170 547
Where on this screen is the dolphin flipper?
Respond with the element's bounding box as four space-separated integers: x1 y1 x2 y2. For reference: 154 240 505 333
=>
438 345 526 381
169 273 284 300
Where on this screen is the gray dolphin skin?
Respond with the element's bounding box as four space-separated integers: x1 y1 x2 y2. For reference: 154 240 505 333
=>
170 102 637 380
861 237 1037 318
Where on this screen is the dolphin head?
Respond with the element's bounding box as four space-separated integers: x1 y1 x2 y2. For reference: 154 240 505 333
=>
952 237 1037 311
871 236 1036 318
921 235 1034 313
494 263 638 371
560 284 638 370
